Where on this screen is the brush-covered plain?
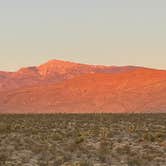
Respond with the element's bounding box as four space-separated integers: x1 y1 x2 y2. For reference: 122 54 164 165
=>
0 114 165 166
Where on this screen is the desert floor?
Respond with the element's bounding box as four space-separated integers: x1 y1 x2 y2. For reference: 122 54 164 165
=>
0 114 165 166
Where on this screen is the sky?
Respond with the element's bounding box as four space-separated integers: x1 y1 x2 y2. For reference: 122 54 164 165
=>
0 0 166 71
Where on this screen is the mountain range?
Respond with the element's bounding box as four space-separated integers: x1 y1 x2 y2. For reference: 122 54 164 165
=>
0 59 166 113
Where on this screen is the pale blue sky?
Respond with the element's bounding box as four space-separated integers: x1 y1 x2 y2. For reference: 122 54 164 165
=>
0 0 166 71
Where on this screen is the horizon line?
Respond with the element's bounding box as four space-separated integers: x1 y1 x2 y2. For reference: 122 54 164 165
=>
0 58 166 72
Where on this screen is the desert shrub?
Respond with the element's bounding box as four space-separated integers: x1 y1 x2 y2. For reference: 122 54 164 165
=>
97 127 112 162
115 143 130 155
75 136 84 144
143 132 155 142
155 132 165 142
0 122 11 133
0 153 7 164
74 130 86 145
127 123 137 133
52 132 63 141
97 139 111 163
127 156 142 166
75 160 93 166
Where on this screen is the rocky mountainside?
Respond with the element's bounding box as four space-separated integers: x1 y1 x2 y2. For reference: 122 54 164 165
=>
0 61 165 113
0 60 138 91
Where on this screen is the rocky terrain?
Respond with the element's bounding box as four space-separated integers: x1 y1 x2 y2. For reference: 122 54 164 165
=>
0 114 165 166
0 60 138 91
0 60 166 113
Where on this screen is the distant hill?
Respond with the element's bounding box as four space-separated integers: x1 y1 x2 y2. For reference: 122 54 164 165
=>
0 60 139 91
0 60 166 113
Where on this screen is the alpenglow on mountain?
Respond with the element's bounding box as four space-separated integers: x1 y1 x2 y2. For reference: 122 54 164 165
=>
0 60 166 113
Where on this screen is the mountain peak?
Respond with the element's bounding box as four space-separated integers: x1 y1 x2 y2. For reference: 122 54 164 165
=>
39 59 80 67
0 59 164 92
38 60 79 76
0 59 166 113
